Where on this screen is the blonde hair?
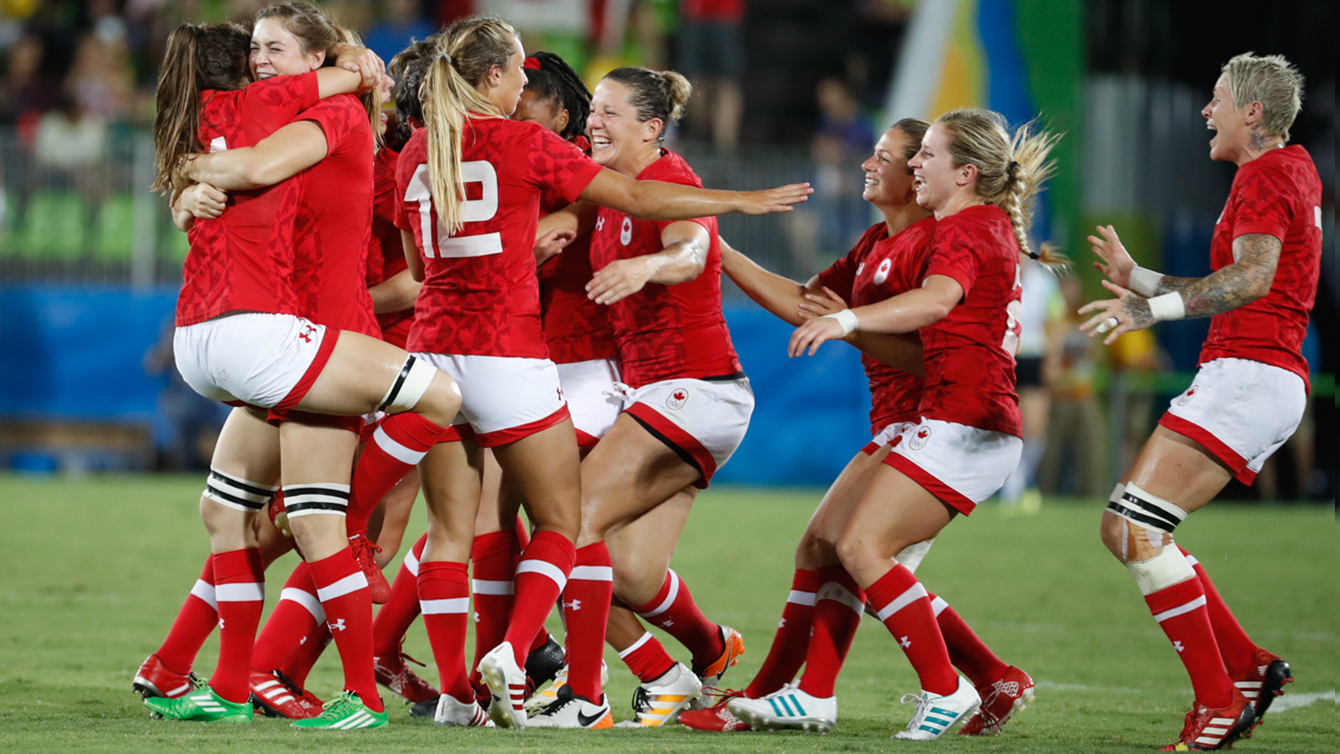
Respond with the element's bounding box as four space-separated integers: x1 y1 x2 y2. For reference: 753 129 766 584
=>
421 16 518 233
937 108 1066 269
1222 52 1303 141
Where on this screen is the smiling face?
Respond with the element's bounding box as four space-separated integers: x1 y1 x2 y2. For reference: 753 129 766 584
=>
250 17 324 80
907 122 970 213
587 79 659 175
1201 73 1253 163
861 127 918 209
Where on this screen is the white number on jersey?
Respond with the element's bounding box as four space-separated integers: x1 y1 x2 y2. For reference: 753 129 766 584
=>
1001 263 1022 357
404 161 503 258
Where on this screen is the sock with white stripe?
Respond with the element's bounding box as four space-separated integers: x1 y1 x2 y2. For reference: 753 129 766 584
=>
251 563 327 689
469 529 521 687
308 547 382 712
745 569 818 698
929 592 1008 689
1180 546 1259 678
373 533 428 659
619 629 677 683
798 565 864 698
866 564 957 696
210 548 265 704
418 560 473 702
565 543 613 700
503 531 575 667
348 413 448 536
155 556 218 675
1144 576 1234 708
629 569 722 669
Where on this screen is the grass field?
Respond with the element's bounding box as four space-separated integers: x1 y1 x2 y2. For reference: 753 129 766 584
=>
0 474 1333 753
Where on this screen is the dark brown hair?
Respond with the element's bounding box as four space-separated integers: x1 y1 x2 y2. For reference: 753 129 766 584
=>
601 66 692 143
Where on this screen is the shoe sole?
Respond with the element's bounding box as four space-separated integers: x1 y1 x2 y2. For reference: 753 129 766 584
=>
730 705 834 734
479 654 526 729
1254 660 1294 721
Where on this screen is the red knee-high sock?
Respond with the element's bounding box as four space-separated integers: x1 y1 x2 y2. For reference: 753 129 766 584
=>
373 533 428 658
418 560 473 702
471 529 521 672
307 547 382 711
619 630 677 683
210 548 265 704
280 622 330 690
503 531 574 666
929 593 1008 689
1180 546 1257 677
866 565 957 696
564 543 613 700
251 562 324 674
1145 577 1235 708
348 413 447 536
746 569 819 698
155 556 218 674
798 566 864 698
630 570 722 668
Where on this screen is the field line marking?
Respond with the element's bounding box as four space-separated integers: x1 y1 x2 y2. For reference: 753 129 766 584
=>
1269 690 1334 713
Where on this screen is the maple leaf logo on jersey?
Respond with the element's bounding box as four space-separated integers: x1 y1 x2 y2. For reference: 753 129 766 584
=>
908 425 932 451
666 388 689 411
874 258 893 285
620 217 633 246
1177 386 1198 406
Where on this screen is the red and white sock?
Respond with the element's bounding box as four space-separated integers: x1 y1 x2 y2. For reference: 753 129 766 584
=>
866 564 957 696
1180 546 1258 678
155 556 218 675
373 533 428 659
746 568 818 698
619 631 677 683
798 566 864 698
210 548 265 704
502 530 574 666
470 529 521 675
308 547 382 712
348 413 447 535
928 593 1008 689
564 543 613 700
1145 576 1235 708
630 569 722 668
251 562 323 674
418 560 473 702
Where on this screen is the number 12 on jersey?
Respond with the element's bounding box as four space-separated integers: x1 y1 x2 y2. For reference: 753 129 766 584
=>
404 161 504 258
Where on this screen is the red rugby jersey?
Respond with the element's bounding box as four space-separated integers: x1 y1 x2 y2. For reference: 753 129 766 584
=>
176 73 320 326
367 145 415 343
1198 145 1322 389
817 218 936 435
394 118 603 357
290 94 380 338
537 181 618 364
588 150 742 388
916 204 1023 437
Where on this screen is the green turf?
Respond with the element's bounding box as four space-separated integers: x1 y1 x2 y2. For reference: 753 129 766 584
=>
0 474 1334 752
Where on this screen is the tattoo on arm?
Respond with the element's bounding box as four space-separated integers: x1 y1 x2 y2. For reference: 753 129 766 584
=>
1151 233 1282 317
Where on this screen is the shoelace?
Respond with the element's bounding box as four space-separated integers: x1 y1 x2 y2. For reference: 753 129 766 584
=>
314 691 361 720
900 692 931 731
630 686 652 714
698 687 748 712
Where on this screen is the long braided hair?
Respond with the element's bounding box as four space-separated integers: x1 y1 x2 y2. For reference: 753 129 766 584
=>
522 51 591 142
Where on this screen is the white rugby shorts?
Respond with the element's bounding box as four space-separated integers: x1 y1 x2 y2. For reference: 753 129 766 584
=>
862 420 915 456
174 313 337 410
555 358 625 450
412 352 569 447
623 374 754 488
884 417 1023 515
1159 357 1306 485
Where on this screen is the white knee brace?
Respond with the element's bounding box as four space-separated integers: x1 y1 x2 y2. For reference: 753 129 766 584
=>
377 355 437 413
1109 482 1194 595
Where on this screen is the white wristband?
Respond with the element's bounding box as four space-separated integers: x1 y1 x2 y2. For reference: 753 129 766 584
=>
1148 292 1185 322
823 309 859 336
1128 266 1164 297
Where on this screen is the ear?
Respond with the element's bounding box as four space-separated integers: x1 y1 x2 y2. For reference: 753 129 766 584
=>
555 107 570 135
487 64 505 89
642 116 664 145
1243 99 1265 127
957 162 978 188
309 49 326 71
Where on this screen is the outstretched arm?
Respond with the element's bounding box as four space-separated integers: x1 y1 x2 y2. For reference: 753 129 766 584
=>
579 168 811 221
181 121 329 191
719 238 820 326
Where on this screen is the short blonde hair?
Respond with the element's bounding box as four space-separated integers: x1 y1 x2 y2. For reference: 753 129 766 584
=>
1222 52 1304 141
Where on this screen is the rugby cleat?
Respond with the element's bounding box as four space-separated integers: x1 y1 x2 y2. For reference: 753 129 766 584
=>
144 685 252 723
727 683 836 733
434 694 494 727
690 625 745 708
525 660 609 714
479 642 529 728
1233 648 1293 724
677 688 752 732
133 653 203 700
348 533 391 604
958 665 1035 736
526 684 613 729
290 690 388 730
893 676 981 740
525 633 567 695
374 649 439 704
249 669 323 719
1157 691 1255 751
614 663 702 728
409 698 437 718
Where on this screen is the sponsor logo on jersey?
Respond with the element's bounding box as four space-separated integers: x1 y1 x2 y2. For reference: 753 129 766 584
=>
1177 386 1198 406
596 216 606 231
856 262 866 276
908 424 932 451
298 324 317 343
620 217 633 246
666 388 689 411
874 258 892 285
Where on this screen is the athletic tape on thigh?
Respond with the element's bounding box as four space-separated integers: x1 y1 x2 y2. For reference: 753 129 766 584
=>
1106 482 1188 534
377 355 437 413
282 483 351 517
203 467 278 512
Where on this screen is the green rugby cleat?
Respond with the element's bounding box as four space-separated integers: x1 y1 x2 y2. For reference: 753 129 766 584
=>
291 690 388 730
143 685 252 723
